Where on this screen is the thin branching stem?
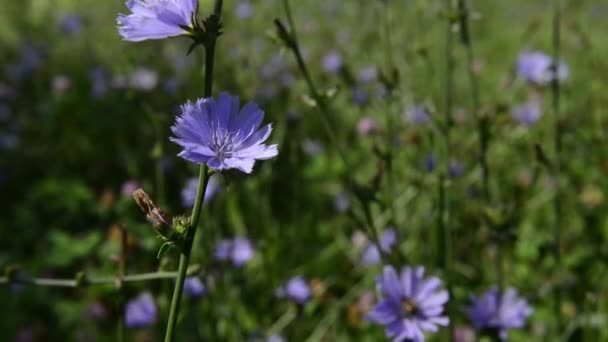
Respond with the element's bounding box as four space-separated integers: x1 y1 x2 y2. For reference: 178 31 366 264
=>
0 272 179 287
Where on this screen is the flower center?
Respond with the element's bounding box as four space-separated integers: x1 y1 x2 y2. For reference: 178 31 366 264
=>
401 298 418 316
210 125 242 161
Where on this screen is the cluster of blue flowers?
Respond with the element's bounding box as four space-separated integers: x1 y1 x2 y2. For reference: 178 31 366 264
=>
114 1 539 341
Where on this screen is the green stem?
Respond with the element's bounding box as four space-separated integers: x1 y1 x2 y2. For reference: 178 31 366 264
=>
551 0 563 334
0 272 179 287
164 3 222 339
279 0 387 264
441 1 455 340
164 165 211 342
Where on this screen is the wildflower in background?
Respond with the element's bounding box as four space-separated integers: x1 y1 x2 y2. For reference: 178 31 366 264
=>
405 104 431 125
512 100 541 126
117 0 198 42
449 160 464 178
129 67 158 91
465 287 533 340
322 50 343 73
357 117 378 136
59 13 83 35
170 92 278 173
358 65 378 83
89 67 109 98
516 51 569 85
301 138 324 157
361 228 397 267
235 1 253 19
266 335 285 342
184 277 206 298
277 276 311 305
423 153 438 173
181 174 221 207
213 236 254 266
352 87 369 107
121 180 140 197
51 75 71 95
334 191 351 213
125 292 157 328
367 266 449 342
163 77 179 95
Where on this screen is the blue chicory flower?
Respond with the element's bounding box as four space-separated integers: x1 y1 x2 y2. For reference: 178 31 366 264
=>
125 292 157 328
170 92 278 173
358 65 378 83
235 1 253 19
184 277 206 298
322 51 343 73
59 13 83 35
465 287 533 340
279 276 311 305
449 160 464 178
366 266 449 342
334 191 351 213
213 236 254 266
516 51 569 85
512 100 542 126
117 0 198 42
361 228 397 267
405 104 431 125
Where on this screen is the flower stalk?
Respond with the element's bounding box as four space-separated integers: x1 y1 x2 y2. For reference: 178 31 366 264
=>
164 1 223 341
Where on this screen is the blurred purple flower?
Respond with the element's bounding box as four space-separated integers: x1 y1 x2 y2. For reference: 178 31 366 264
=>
51 75 71 95
121 180 140 197
7 45 42 81
89 68 109 98
125 292 157 328
214 236 254 266
59 14 83 35
184 277 206 298
278 276 311 305
266 335 285 342
361 228 397 267
357 117 378 136
516 51 569 85
170 92 278 173
163 77 179 95
129 67 158 91
358 66 377 83
423 153 438 173
512 100 541 126
366 266 449 342
0 133 18 150
334 191 351 213
235 1 253 18
322 51 343 73
465 287 533 340
301 138 324 157
449 160 464 178
352 87 369 106
181 173 221 207
405 104 431 125
117 0 197 42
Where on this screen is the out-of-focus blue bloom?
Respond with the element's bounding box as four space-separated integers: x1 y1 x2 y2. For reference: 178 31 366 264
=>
366 266 449 342
181 174 221 207
358 66 377 83
449 160 464 178
512 100 541 126
278 276 311 305
129 67 158 91
125 292 157 328
89 68 109 98
121 180 140 197
117 0 197 42
184 277 206 298
352 87 369 107
357 117 378 136
405 104 431 125
7 45 42 81
163 77 179 95
0 133 18 150
51 75 71 95
301 138 324 157
423 154 438 173
516 51 569 85
361 228 397 267
465 287 533 340
231 237 254 266
235 1 253 19
322 51 343 73
334 191 351 213
170 92 278 173
214 236 254 266
266 335 285 342
59 14 83 35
